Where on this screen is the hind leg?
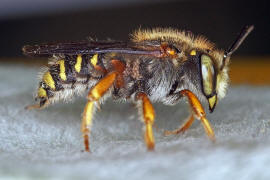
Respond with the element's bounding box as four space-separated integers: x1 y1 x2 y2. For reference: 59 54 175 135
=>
25 98 49 110
81 72 118 152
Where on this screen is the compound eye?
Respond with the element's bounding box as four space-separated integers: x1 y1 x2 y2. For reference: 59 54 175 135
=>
201 54 215 96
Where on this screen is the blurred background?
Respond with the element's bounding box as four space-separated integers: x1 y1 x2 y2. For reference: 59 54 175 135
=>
0 0 269 83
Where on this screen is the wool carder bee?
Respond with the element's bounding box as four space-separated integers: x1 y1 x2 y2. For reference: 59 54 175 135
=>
23 25 254 152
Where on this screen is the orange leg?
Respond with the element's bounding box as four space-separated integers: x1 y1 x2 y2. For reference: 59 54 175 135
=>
25 104 43 110
180 89 216 142
25 100 49 110
164 114 195 136
81 71 118 152
136 92 155 151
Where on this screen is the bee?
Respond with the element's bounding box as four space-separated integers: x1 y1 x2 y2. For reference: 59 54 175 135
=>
23 25 254 152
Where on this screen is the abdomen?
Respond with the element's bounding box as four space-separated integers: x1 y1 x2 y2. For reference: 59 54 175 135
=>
36 54 105 107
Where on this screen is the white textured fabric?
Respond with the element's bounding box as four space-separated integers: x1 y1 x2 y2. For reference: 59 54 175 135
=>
1 64 270 179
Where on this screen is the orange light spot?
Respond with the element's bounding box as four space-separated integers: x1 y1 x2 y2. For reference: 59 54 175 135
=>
167 48 176 56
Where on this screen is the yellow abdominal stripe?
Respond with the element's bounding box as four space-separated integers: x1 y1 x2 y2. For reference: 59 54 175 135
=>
75 55 82 73
59 60 67 81
38 87 47 97
90 54 98 66
43 71 55 90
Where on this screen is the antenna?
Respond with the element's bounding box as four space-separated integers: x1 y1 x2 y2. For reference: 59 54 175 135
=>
221 25 254 70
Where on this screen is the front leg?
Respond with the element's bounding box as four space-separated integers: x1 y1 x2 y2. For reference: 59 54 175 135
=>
136 92 155 151
165 89 215 142
181 89 216 141
164 114 195 136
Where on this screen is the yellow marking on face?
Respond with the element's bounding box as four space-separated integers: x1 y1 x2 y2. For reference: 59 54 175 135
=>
59 60 67 81
38 87 47 98
43 71 55 90
190 50 196 56
90 54 98 66
75 55 82 73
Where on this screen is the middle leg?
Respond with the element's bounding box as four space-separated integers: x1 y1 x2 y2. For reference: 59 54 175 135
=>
136 92 155 151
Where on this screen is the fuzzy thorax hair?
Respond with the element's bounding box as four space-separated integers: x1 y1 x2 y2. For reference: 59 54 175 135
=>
131 27 229 100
